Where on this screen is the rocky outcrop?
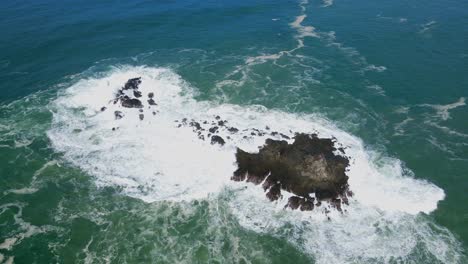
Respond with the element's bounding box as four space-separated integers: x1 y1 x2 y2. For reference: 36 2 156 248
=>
113 77 144 108
232 133 350 211
104 78 352 212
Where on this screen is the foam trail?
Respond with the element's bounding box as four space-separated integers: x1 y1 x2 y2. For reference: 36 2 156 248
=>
322 0 333 7
290 15 320 38
420 97 465 120
48 66 462 263
419 20 437 34
216 0 319 90
0 203 59 252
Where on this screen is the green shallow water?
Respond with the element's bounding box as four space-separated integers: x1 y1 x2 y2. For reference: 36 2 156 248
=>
1 0 467 263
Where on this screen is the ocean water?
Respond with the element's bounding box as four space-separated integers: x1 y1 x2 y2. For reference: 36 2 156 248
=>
0 0 467 263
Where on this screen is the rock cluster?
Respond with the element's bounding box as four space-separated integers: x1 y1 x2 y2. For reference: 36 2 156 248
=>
232 134 351 211
114 77 144 108
100 77 159 122
102 78 352 212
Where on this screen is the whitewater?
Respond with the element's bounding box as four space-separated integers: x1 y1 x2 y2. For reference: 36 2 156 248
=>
46 66 462 263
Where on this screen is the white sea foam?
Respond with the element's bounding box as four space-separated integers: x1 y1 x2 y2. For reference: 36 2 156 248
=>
420 97 465 121
48 66 461 263
393 117 414 136
366 84 386 96
376 14 408 23
419 20 437 34
0 203 58 252
4 188 38 195
4 256 14 264
0 237 17 250
290 15 320 38
322 0 333 7
364 64 387 72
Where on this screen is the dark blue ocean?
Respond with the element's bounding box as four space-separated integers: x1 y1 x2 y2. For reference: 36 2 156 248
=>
0 0 467 263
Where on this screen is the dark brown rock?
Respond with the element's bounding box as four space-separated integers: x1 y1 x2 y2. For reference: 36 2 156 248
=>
286 196 315 211
232 133 350 210
266 184 282 201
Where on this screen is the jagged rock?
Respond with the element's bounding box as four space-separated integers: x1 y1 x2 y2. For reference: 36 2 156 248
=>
123 77 142 90
101 106 107 112
114 111 124 119
133 90 142 98
189 121 202 130
286 196 315 211
209 126 218 133
121 98 143 108
148 98 157 105
228 127 239 133
232 133 350 210
266 184 282 201
218 120 226 126
211 135 225 145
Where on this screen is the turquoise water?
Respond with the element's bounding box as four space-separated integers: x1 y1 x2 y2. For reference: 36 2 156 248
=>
1 0 467 263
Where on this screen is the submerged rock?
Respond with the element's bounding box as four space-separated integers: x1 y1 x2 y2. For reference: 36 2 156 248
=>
232 133 350 210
